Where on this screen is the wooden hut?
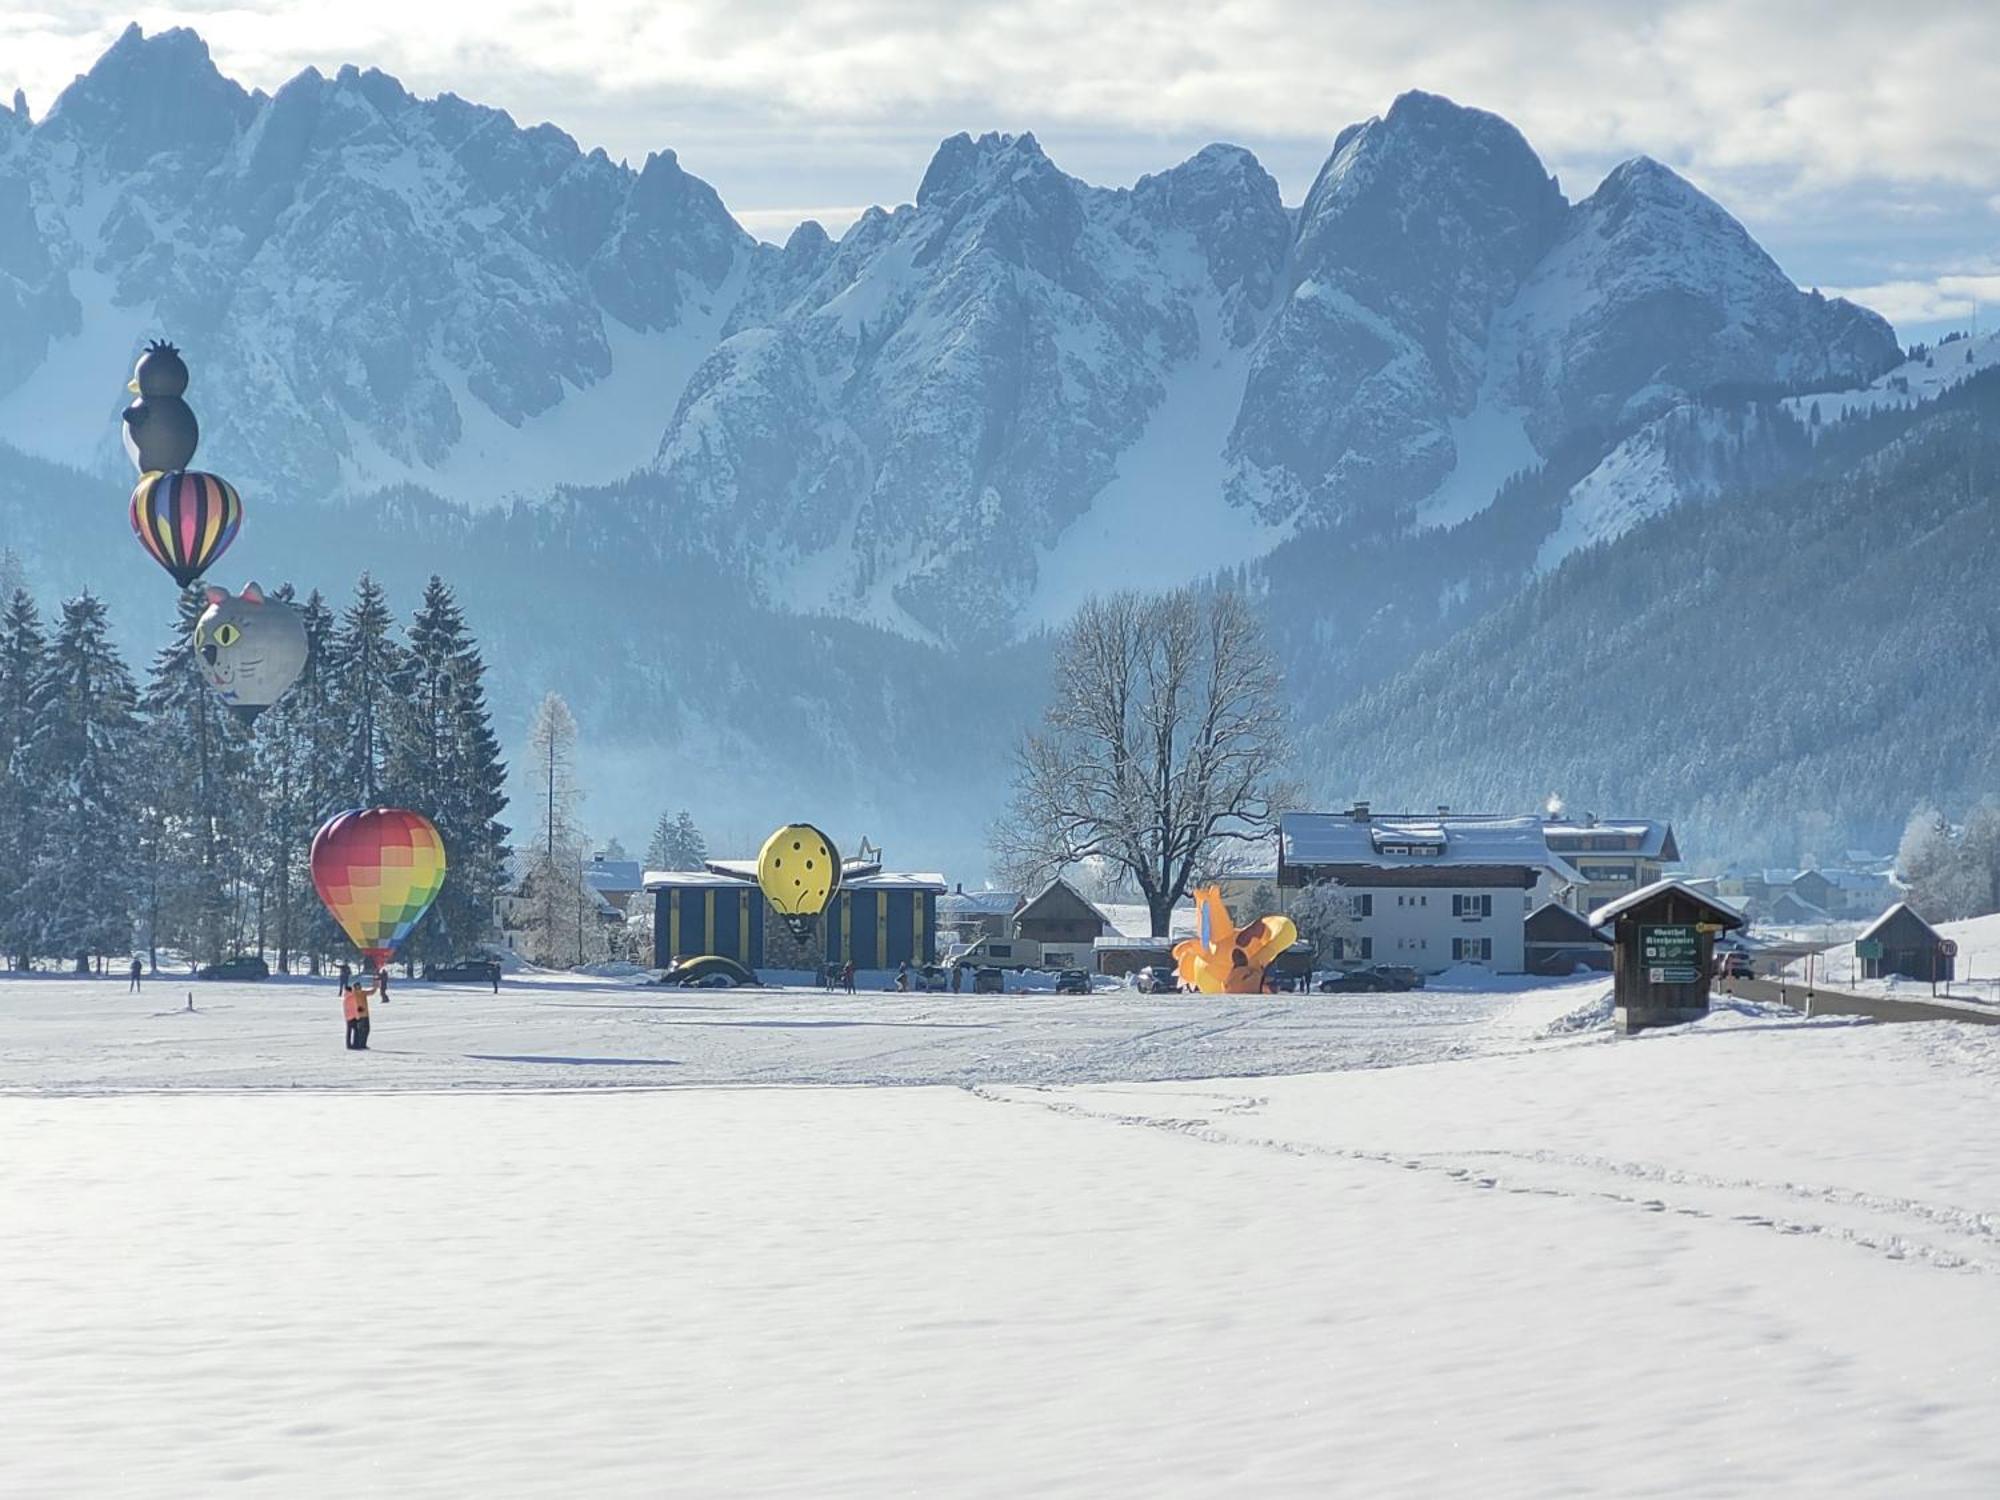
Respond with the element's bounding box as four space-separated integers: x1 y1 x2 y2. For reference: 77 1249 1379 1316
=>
1589 879 1745 1034
1855 903 1954 983
1524 902 1612 976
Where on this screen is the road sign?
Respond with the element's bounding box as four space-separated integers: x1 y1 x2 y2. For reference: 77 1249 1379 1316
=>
1940 938 1959 958
1856 938 1884 960
1640 923 1701 985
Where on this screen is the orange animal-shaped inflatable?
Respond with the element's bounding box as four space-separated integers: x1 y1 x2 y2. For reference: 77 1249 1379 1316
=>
1172 887 1299 994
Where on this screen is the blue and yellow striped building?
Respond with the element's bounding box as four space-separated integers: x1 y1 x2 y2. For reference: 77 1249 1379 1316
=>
646 862 945 972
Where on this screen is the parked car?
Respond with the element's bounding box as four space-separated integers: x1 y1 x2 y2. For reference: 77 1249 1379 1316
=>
654 954 757 988
425 958 502 984
913 964 950 992
1716 951 1754 979
198 954 269 980
1054 969 1090 995
1135 964 1180 994
1318 964 1420 994
972 966 1005 994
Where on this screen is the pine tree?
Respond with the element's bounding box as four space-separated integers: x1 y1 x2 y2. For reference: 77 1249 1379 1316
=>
646 809 708 871
137 588 255 967
0 590 45 968
385 576 510 967
293 591 348 971
17 593 141 968
327 573 405 808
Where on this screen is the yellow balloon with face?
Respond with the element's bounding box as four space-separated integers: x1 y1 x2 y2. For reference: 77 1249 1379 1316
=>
757 823 842 919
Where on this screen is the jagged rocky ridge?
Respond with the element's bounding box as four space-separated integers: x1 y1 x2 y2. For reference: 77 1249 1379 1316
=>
0 26 1928 867
1 28 1896 649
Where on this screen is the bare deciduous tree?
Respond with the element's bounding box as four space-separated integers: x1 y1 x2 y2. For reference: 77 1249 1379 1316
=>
1287 879 1361 966
994 588 1291 937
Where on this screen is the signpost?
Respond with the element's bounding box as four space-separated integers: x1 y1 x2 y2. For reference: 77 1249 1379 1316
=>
1640 923 1701 986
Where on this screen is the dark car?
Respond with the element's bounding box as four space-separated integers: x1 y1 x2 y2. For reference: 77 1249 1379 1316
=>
1054 969 1090 995
1318 965 1420 994
198 954 269 980
654 954 757 988
913 964 950 993
1135 964 1181 994
1716 951 1754 979
972 966 1005 994
425 958 502 984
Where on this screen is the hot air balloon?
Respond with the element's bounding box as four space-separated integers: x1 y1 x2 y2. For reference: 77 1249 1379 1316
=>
122 339 200 474
311 808 448 970
130 469 241 588
756 823 841 938
1172 887 1299 994
194 583 309 723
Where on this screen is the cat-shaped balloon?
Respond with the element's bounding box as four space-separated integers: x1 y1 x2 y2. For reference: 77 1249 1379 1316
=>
194 583 308 723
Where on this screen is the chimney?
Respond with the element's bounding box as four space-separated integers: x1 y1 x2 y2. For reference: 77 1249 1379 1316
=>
954 882 963 895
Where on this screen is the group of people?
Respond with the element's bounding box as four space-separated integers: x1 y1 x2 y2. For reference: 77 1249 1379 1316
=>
337 963 390 1050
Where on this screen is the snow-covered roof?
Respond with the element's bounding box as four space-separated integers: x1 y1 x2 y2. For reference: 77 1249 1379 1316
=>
1587 878 1745 929
1856 902 1936 944
1541 819 1676 859
1281 812 1580 880
1098 902 1199 941
644 862 946 893
939 889 1023 917
583 859 644 893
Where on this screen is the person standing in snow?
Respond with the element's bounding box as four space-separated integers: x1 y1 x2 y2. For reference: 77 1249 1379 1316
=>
128 956 143 993
374 968 391 1006
895 961 911 993
343 978 371 1050
336 961 352 992
842 960 856 994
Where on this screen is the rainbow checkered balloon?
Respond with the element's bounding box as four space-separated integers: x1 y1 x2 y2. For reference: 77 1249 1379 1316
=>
310 807 448 967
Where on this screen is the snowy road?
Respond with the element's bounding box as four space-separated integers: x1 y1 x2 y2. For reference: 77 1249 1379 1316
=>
5 972 1999 1496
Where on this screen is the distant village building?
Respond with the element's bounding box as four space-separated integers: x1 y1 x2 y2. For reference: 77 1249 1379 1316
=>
1277 806 1582 975
938 886 1022 946
1855 903 1954 983
1013 878 1110 948
1524 901 1613 976
1540 816 1680 913
1717 865 1898 925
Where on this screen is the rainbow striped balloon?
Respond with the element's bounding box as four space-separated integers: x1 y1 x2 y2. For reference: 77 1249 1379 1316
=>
129 469 242 588
310 808 449 968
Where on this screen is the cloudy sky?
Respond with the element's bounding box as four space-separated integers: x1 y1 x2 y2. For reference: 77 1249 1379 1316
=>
8 1 1998 336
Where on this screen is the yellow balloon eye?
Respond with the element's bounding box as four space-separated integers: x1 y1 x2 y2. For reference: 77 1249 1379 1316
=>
215 623 241 646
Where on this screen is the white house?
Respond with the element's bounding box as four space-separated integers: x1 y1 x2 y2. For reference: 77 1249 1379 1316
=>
1276 806 1583 975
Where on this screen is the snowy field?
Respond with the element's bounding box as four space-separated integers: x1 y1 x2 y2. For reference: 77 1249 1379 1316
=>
5 972 1999 1497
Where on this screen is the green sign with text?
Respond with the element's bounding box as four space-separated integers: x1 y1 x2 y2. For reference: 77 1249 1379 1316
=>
1640 923 1701 985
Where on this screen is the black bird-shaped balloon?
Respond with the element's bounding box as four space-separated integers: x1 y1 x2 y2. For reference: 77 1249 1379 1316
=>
121 339 200 474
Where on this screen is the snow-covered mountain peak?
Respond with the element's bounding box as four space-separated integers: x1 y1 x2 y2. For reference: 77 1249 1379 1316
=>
916 130 1054 207
41 24 254 170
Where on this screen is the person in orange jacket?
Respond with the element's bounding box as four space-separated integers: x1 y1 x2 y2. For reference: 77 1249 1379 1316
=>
343 979 371 1050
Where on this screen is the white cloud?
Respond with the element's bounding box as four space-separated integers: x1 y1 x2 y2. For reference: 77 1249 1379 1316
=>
1822 274 2000 328
11 2 2000 193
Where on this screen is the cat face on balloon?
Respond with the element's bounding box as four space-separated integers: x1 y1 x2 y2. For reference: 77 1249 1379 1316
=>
194 583 309 718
